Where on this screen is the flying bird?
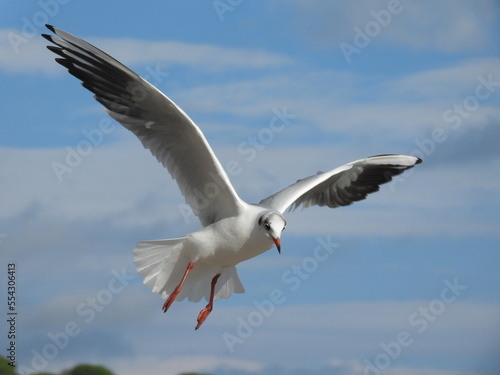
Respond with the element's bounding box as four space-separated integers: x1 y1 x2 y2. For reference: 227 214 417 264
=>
43 25 422 330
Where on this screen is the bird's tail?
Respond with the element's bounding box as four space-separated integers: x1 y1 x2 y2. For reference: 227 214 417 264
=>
133 238 245 303
133 238 187 296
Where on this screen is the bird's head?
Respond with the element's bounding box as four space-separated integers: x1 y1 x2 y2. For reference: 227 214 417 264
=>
258 210 286 254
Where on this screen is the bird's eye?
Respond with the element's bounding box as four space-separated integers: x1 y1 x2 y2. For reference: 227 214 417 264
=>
264 222 271 230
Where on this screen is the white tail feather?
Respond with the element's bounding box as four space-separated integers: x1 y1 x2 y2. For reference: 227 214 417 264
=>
133 238 245 303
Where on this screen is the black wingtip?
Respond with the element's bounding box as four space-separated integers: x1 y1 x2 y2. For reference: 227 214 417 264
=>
45 24 55 33
369 153 396 158
415 158 423 165
46 45 60 53
41 33 53 43
54 57 73 70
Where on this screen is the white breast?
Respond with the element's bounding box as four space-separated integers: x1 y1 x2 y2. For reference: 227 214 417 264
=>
188 205 274 267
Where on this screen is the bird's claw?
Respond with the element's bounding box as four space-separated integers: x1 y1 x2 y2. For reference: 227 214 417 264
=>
195 306 212 330
162 295 175 313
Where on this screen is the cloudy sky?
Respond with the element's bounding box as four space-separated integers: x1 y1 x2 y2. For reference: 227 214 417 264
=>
1 1 500 374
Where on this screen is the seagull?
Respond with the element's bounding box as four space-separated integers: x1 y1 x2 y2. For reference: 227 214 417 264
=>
43 25 422 330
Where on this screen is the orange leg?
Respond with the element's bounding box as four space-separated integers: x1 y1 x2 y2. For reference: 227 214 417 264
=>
162 261 195 313
195 273 221 330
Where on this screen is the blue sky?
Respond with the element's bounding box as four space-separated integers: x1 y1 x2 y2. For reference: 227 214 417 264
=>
1 1 500 374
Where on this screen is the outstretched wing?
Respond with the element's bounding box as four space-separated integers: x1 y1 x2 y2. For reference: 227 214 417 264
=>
259 154 421 213
43 25 244 226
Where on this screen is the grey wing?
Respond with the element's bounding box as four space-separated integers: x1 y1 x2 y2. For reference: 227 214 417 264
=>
43 25 244 226
259 154 422 213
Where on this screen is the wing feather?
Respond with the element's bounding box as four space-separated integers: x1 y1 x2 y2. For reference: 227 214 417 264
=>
43 25 243 226
259 154 422 213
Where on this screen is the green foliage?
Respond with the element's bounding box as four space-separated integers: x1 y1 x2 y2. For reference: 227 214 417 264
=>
67 364 115 375
0 355 16 375
0 358 215 375
0 357 120 375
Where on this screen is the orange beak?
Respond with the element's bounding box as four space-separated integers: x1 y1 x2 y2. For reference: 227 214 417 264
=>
273 237 281 254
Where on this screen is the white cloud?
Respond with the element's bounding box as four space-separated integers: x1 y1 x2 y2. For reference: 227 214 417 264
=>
111 357 471 375
95 37 292 71
374 366 470 375
0 28 292 75
2 135 499 242
0 29 56 75
110 356 264 375
0 144 183 225
172 57 500 146
290 0 499 53
384 0 499 52
389 58 500 100
20 297 498 375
